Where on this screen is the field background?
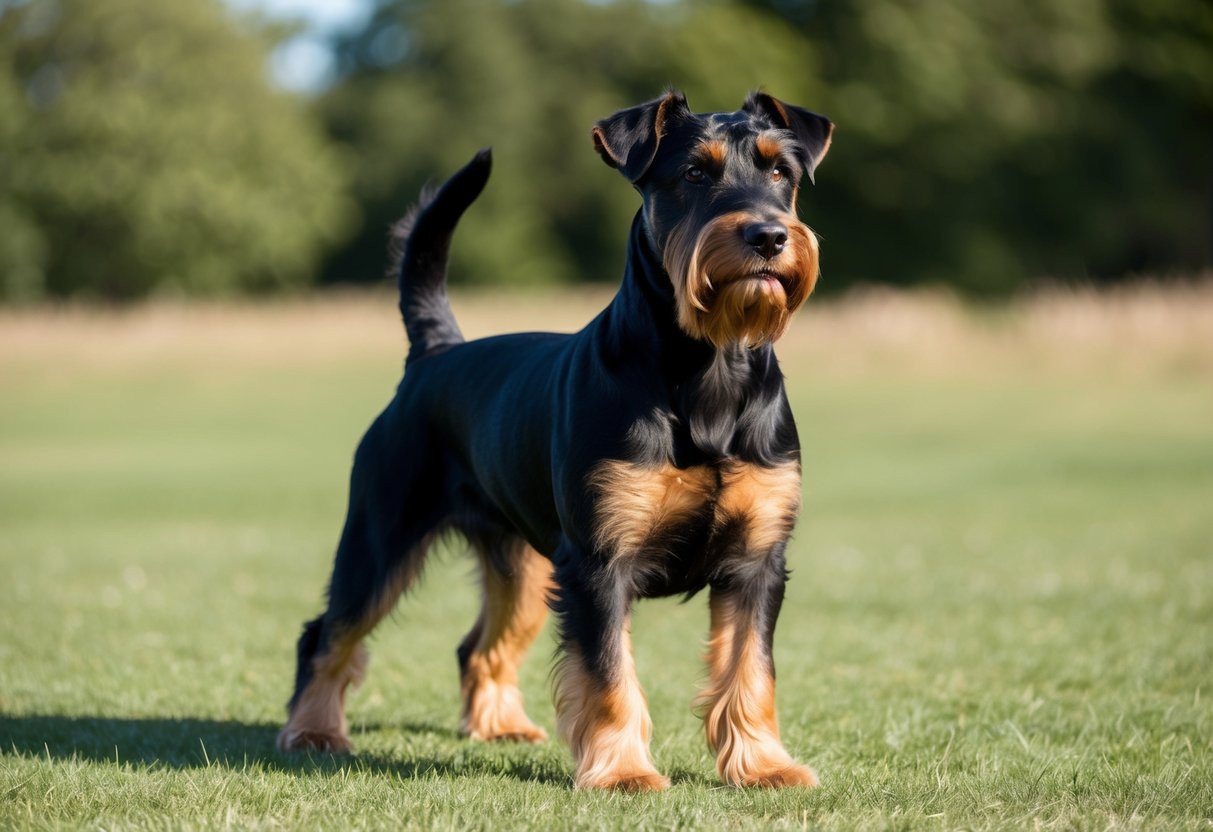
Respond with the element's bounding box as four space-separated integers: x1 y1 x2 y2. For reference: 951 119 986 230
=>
1 287 1211 830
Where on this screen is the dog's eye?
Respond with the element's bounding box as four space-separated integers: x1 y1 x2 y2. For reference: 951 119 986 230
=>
685 166 706 184
771 167 784 183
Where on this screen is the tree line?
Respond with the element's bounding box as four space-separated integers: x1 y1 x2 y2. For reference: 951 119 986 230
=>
2 0 1210 301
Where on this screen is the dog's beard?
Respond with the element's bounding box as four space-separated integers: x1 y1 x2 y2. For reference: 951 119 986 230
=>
663 211 818 348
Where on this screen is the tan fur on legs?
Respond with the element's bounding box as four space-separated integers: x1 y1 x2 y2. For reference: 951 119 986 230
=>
698 593 818 788
276 635 369 753
278 542 425 754
554 632 669 791
460 542 553 742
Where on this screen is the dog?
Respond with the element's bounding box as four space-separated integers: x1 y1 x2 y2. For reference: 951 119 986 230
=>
277 90 833 791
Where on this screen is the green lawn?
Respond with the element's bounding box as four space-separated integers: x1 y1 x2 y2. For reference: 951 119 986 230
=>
1 291 1211 830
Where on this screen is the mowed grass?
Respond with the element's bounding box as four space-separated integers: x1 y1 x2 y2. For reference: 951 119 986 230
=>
1 287 1211 830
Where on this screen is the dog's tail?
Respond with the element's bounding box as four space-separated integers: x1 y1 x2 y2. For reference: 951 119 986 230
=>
388 148 492 364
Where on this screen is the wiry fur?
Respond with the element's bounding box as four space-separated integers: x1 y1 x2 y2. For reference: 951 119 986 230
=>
664 211 819 348
385 185 436 280
459 540 552 743
698 593 818 787
278 91 833 791
553 638 668 791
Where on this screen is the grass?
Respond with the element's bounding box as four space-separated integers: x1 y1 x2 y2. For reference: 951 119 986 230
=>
1 286 1211 830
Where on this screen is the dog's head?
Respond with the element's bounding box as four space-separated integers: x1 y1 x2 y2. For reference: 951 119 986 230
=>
593 91 832 349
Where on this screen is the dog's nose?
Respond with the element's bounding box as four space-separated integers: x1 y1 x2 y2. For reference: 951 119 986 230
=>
742 222 788 259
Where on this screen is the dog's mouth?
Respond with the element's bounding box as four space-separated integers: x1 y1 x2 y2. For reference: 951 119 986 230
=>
666 211 819 347
744 267 789 294
701 267 792 305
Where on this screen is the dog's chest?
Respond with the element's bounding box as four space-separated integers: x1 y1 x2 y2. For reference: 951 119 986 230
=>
587 459 800 567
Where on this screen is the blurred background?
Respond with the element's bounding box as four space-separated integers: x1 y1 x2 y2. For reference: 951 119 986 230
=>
1 0 1210 302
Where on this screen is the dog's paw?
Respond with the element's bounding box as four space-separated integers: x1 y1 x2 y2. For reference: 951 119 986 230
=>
492 725 549 743
276 728 353 754
465 723 549 744
734 763 819 789
580 770 671 792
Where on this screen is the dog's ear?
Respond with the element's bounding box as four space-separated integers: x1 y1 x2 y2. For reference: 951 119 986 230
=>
744 92 833 184
592 90 690 183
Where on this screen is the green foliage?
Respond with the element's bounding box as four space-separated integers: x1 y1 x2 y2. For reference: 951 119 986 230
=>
320 0 833 288
0 0 354 300
1 0 1209 299
323 0 1213 294
777 0 1213 292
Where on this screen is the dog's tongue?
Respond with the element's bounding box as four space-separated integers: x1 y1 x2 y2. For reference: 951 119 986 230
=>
755 275 786 302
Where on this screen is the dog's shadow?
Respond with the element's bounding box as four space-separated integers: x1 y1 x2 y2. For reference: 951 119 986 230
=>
0 713 581 786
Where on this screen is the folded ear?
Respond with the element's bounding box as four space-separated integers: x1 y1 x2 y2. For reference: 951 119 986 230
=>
592 90 690 183
744 92 833 184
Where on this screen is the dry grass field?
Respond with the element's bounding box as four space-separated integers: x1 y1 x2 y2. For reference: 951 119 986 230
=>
1 284 1211 830
4 282 1210 376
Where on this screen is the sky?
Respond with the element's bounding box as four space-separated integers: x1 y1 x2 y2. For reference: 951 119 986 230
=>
224 0 373 92
221 0 674 92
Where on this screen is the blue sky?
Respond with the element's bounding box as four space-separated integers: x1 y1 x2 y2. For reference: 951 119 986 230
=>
225 0 373 91
226 0 369 31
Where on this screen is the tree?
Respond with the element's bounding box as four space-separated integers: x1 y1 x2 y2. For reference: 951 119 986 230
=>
746 0 1213 291
0 0 354 300
322 0 1213 295
319 0 829 289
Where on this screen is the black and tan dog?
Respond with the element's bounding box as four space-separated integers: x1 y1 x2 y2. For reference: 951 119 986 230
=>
277 90 833 791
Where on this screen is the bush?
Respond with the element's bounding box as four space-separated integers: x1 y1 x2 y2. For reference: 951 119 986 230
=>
0 0 354 300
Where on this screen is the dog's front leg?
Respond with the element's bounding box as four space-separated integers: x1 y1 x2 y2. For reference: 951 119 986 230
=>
699 547 818 788
551 566 669 791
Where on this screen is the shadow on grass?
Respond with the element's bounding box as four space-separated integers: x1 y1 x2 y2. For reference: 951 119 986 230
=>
0 714 569 786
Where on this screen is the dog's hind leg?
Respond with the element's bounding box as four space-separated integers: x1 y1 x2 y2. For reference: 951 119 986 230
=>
278 413 443 754
457 538 553 742
276 536 432 755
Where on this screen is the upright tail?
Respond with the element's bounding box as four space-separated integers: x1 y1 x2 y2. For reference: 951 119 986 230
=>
387 148 492 364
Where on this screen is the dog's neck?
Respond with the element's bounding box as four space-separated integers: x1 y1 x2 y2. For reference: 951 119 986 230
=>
603 213 727 373
599 213 791 463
